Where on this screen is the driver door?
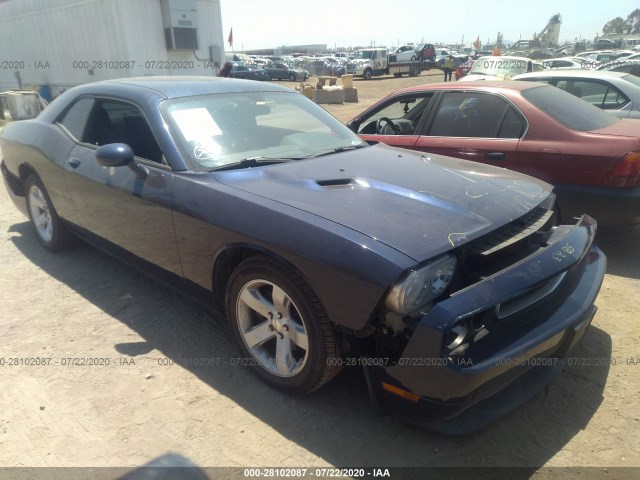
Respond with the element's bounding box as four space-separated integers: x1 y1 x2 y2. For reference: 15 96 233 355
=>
350 93 436 149
58 97 182 276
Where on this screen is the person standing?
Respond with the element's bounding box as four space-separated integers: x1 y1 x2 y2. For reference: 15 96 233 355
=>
219 61 233 78
443 55 454 82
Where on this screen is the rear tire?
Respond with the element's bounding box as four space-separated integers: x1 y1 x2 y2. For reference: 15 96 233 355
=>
25 175 76 251
226 255 341 394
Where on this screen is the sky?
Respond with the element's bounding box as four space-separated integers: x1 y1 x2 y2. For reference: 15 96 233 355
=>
219 0 639 51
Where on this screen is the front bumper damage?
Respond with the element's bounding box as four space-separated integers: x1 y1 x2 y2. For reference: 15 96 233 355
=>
364 215 606 434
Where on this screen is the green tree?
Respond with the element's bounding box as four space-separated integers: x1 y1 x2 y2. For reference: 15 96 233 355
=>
603 17 626 34
627 8 640 34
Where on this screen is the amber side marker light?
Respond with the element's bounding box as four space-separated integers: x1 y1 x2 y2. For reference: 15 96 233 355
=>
381 382 420 402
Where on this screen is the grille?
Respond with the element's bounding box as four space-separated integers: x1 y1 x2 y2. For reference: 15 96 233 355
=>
468 205 554 256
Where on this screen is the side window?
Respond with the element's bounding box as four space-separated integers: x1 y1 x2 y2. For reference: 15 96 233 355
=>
58 98 94 140
357 94 434 135
555 80 629 109
603 85 630 109
429 92 511 138
83 100 163 163
498 107 526 138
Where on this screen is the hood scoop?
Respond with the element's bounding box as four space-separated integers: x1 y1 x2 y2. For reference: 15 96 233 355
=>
316 178 362 189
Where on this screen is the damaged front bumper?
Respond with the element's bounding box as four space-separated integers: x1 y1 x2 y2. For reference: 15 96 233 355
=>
364 215 606 434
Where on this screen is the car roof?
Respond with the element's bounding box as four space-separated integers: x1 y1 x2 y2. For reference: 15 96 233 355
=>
513 70 632 80
392 80 547 96
543 57 583 62
72 76 292 99
475 55 536 62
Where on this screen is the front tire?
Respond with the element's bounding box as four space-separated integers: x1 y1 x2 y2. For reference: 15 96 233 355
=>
363 69 373 80
25 175 76 251
289 73 297 81
226 255 341 394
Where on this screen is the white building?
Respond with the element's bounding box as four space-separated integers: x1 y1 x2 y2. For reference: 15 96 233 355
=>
0 0 224 99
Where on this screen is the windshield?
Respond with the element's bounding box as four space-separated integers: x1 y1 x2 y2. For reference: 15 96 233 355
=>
469 57 532 77
522 84 619 131
353 50 375 59
161 91 366 170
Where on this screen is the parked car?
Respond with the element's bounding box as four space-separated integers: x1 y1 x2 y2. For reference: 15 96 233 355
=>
263 62 308 81
415 43 436 62
542 57 596 70
594 39 620 50
305 58 346 77
460 56 544 80
229 64 269 81
613 50 637 59
433 48 458 64
620 53 640 61
513 70 640 119
584 51 622 63
389 45 418 63
596 58 640 77
347 81 640 226
0 77 606 433
472 50 494 59
455 59 476 80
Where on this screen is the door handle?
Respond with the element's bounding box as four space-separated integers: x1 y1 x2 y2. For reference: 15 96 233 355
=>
486 152 506 161
68 157 82 168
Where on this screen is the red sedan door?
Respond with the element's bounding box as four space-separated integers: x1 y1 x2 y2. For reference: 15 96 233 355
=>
352 93 436 150
414 91 524 171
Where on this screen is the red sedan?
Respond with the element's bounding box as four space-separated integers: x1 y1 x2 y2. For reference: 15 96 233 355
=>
347 81 640 226
455 59 476 80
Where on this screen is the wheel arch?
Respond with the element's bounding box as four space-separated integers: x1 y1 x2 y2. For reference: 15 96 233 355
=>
17 162 39 194
211 243 316 313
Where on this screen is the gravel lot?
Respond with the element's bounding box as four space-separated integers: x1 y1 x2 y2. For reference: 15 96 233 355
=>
0 71 639 477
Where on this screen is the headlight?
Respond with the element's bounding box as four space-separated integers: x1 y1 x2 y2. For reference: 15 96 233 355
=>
385 255 457 314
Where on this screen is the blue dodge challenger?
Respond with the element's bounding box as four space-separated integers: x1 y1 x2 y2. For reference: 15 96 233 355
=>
0 77 606 433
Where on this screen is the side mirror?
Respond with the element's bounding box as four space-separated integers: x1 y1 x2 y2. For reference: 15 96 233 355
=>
96 143 134 167
346 120 358 132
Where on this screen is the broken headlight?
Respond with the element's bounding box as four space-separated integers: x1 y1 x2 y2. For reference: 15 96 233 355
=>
386 255 457 314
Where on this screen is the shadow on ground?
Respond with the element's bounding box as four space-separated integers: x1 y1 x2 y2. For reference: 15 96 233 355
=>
594 225 640 279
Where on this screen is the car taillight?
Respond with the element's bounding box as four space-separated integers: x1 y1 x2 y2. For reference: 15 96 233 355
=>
610 151 640 188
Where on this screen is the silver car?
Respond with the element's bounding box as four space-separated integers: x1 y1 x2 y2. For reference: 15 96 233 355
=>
513 70 640 119
542 57 599 70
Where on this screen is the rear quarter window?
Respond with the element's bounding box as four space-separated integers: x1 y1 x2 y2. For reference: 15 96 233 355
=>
522 84 619 131
57 97 94 140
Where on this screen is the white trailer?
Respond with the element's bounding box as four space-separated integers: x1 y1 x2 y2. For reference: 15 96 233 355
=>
0 0 225 98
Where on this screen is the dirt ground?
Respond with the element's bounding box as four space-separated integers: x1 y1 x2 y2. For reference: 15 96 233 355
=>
0 71 639 477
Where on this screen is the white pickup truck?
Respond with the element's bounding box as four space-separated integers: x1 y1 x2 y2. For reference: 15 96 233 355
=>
347 47 424 79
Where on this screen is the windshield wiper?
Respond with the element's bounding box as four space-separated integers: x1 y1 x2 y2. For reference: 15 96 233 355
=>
310 144 368 158
210 157 291 172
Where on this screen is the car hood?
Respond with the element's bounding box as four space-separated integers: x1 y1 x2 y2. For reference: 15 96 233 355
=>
213 144 552 261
